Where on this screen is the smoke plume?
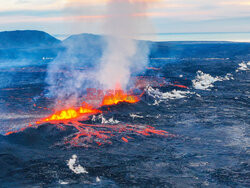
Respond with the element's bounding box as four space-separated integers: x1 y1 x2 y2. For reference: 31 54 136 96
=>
97 0 152 90
46 0 154 109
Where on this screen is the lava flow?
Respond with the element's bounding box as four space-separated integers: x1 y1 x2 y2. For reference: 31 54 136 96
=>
63 122 172 147
5 86 173 147
38 102 101 123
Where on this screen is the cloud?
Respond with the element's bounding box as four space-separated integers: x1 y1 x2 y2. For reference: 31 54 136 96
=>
0 0 249 34
0 0 64 11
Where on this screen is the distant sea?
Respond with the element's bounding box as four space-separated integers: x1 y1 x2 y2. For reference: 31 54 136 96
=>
54 32 250 42
140 32 250 42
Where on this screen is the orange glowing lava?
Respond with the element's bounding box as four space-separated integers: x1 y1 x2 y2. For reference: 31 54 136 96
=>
37 85 140 124
40 102 101 123
5 81 174 147
102 89 140 106
173 84 188 89
62 122 172 147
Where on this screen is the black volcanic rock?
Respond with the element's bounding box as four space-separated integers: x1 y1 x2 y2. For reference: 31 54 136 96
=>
0 30 60 49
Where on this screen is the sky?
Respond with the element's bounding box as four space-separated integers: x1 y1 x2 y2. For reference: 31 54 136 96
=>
0 0 250 38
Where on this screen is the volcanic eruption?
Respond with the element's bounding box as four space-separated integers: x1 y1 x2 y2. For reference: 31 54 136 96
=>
6 0 172 146
46 0 154 116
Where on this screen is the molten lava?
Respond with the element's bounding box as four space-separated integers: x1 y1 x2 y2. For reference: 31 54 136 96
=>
62 122 172 147
102 90 140 106
5 82 175 147
37 86 140 124
40 102 101 123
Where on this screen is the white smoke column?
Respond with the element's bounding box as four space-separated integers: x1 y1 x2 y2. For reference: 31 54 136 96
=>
97 0 153 90
45 0 155 109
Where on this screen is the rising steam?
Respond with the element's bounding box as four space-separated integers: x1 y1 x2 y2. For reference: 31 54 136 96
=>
46 0 154 109
97 0 152 90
